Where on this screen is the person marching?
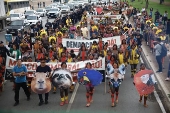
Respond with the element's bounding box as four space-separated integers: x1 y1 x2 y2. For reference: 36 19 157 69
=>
117 48 127 66
128 44 140 78
59 62 70 106
79 62 94 107
36 58 51 106
107 62 124 107
134 63 149 107
12 59 30 106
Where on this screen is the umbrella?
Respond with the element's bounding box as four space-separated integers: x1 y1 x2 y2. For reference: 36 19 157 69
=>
134 70 156 95
96 7 103 15
77 69 103 86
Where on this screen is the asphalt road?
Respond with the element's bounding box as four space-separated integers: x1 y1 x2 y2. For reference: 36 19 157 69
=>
0 16 163 113
0 66 162 113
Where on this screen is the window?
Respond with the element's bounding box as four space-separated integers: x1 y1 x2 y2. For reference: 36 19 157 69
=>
20 2 21 8
23 2 25 6
21 2 23 7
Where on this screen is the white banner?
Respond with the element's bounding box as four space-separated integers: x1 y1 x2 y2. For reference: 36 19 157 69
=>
62 36 122 54
6 56 105 72
90 15 122 20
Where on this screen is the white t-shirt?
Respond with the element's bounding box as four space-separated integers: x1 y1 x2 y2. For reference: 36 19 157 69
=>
81 27 88 38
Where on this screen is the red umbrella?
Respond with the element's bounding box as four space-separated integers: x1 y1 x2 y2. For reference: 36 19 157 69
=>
134 70 156 95
96 7 103 15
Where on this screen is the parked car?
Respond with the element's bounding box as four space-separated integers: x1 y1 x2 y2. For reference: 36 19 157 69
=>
47 8 61 18
6 13 25 25
6 20 30 35
36 8 46 17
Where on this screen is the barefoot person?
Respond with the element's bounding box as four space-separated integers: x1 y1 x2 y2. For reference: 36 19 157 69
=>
107 62 124 107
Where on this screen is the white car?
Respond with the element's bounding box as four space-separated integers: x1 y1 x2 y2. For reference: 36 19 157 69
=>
47 8 61 18
77 1 85 6
36 8 46 17
91 0 98 5
24 10 37 19
6 13 25 22
57 4 65 9
68 1 79 8
83 0 90 4
45 6 53 13
60 5 70 13
26 15 42 28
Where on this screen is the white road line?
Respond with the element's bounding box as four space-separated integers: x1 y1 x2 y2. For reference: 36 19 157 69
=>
66 83 79 113
140 56 166 113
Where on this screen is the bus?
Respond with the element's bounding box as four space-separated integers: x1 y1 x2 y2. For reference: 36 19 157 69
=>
4 0 30 16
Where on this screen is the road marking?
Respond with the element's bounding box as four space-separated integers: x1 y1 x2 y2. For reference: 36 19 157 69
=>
140 55 166 113
66 83 79 113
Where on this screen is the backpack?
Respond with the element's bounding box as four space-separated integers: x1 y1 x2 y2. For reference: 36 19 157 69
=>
159 44 167 58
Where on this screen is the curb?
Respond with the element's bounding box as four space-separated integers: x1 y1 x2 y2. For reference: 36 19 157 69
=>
141 45 170 112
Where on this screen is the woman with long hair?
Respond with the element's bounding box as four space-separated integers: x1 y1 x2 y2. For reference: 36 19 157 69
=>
77 46 88 61
107 62 124 107
79 62 94 107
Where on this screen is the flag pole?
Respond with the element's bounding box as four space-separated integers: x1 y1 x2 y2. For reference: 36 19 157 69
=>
104 71 106 94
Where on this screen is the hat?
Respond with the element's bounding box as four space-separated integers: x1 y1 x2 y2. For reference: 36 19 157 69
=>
113 27 118 30
0 41 3 44
150 23 155 27
146 20 151 24
123 27 129 30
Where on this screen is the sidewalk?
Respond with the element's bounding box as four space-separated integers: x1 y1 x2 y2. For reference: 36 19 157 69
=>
29 0 53 10
141 42 170 111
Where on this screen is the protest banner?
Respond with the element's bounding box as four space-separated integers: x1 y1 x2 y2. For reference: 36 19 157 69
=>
91 15 121 20
5 56 105 79
62 36 122 54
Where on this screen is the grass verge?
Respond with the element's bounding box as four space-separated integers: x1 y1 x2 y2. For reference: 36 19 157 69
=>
127 0 170 18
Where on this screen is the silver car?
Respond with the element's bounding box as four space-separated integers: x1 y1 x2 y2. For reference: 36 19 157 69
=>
47 8 61 18
60 5 70 14
36 8 46 17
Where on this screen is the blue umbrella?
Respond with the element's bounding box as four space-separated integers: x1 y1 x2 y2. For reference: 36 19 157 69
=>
77 69 103 86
